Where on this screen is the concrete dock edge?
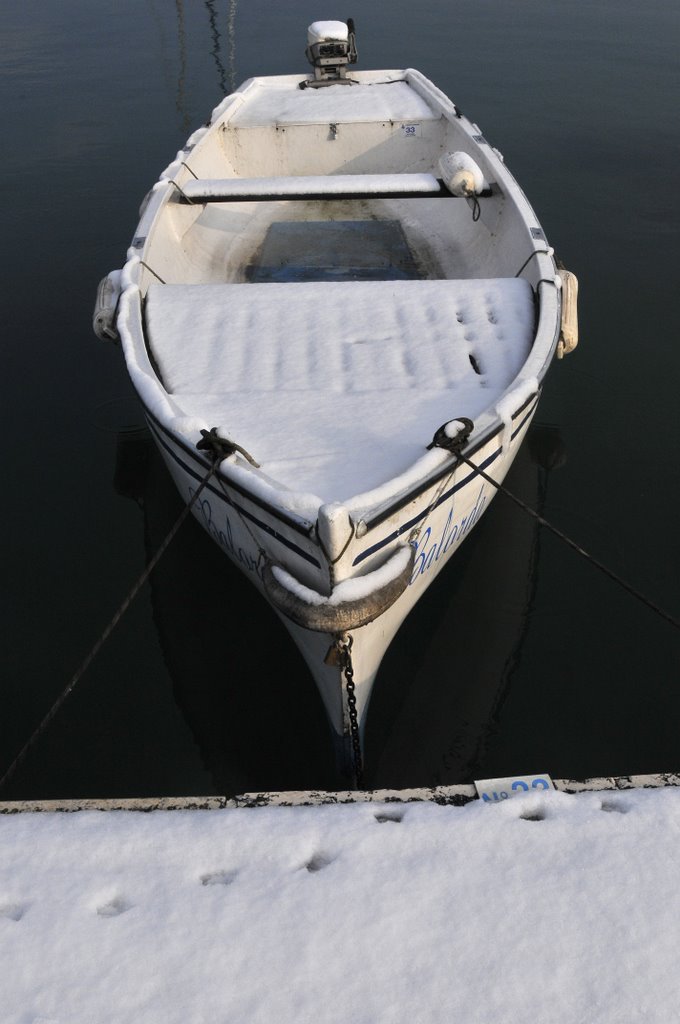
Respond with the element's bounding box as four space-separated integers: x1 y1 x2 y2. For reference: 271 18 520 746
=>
1 773 679 813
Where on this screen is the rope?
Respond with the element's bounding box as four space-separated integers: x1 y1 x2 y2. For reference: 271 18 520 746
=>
413 418 474 545
468 191 481 222
168 179 197 204
197 427 260 467
180 161 199 179
515 248 552 278
0 455 221 795
196 429 269 567
139 260 166 285
454 448 680 633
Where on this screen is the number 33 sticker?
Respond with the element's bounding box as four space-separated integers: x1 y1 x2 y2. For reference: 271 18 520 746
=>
474 774 555 802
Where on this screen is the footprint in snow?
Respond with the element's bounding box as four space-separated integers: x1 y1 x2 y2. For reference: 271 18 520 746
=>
375 810 404 823
96 895 132 917
519 808 547 822
0 902 27 921
601 799 628 814
200 870 237 887
305 853 334 873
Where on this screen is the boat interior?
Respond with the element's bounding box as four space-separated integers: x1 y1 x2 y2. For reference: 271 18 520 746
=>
139 76 544 504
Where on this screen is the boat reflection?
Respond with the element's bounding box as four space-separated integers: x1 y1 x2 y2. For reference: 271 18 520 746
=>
115 431 340 794
114 421 563 793
366 427 564 787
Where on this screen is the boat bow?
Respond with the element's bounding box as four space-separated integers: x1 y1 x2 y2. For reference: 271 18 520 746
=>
263 544 416 633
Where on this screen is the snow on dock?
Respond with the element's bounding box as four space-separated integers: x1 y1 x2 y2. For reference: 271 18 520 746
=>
2 778 680 1022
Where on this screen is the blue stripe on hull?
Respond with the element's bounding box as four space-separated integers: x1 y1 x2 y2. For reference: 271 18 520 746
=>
142 393 538 573
145 415 322 568
352 397 538 565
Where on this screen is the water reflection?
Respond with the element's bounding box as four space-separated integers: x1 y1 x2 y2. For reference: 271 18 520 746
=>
115 421 564 793
226 0 238 92
164 0 237 131
174 0 190 132
115 431 340 794
366 433 552 788
204 1 227 95
201 0 236 94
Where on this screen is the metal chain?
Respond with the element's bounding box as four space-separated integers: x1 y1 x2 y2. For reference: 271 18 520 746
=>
332 634 364 789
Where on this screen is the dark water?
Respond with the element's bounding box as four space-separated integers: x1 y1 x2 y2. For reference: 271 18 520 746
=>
2 1 679 800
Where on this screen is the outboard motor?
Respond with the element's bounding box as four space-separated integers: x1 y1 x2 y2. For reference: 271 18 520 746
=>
303 19 358 87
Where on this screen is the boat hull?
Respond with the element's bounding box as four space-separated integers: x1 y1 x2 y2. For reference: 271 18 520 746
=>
141 387 539 771
97 54 573 779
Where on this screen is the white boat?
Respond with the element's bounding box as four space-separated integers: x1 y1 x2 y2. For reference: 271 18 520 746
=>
94 21 577 780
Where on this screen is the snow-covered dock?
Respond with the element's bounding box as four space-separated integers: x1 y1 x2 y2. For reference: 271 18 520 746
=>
2 776 679 1022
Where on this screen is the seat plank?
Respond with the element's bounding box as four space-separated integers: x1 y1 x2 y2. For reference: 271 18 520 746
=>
179 173 443 203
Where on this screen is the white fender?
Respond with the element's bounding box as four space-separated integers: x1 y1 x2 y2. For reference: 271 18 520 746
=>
557 269 579 357
439 151 489 196
93 270 123 342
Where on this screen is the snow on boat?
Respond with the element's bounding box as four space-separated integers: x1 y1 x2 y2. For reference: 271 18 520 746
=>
94 21 577 779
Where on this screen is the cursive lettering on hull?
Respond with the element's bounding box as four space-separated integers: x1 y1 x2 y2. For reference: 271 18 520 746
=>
411 486 487 584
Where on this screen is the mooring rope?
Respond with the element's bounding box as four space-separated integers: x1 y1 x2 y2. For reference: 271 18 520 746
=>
0 455 222 795
426 419 680 631
456 450 680 632
5 417 676 795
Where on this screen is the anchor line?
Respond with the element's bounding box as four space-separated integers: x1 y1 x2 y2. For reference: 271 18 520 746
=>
330 634 364 789
0 456 222 795
456 451 680 633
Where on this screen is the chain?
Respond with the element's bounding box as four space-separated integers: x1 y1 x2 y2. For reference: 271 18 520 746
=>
329 633 364 789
